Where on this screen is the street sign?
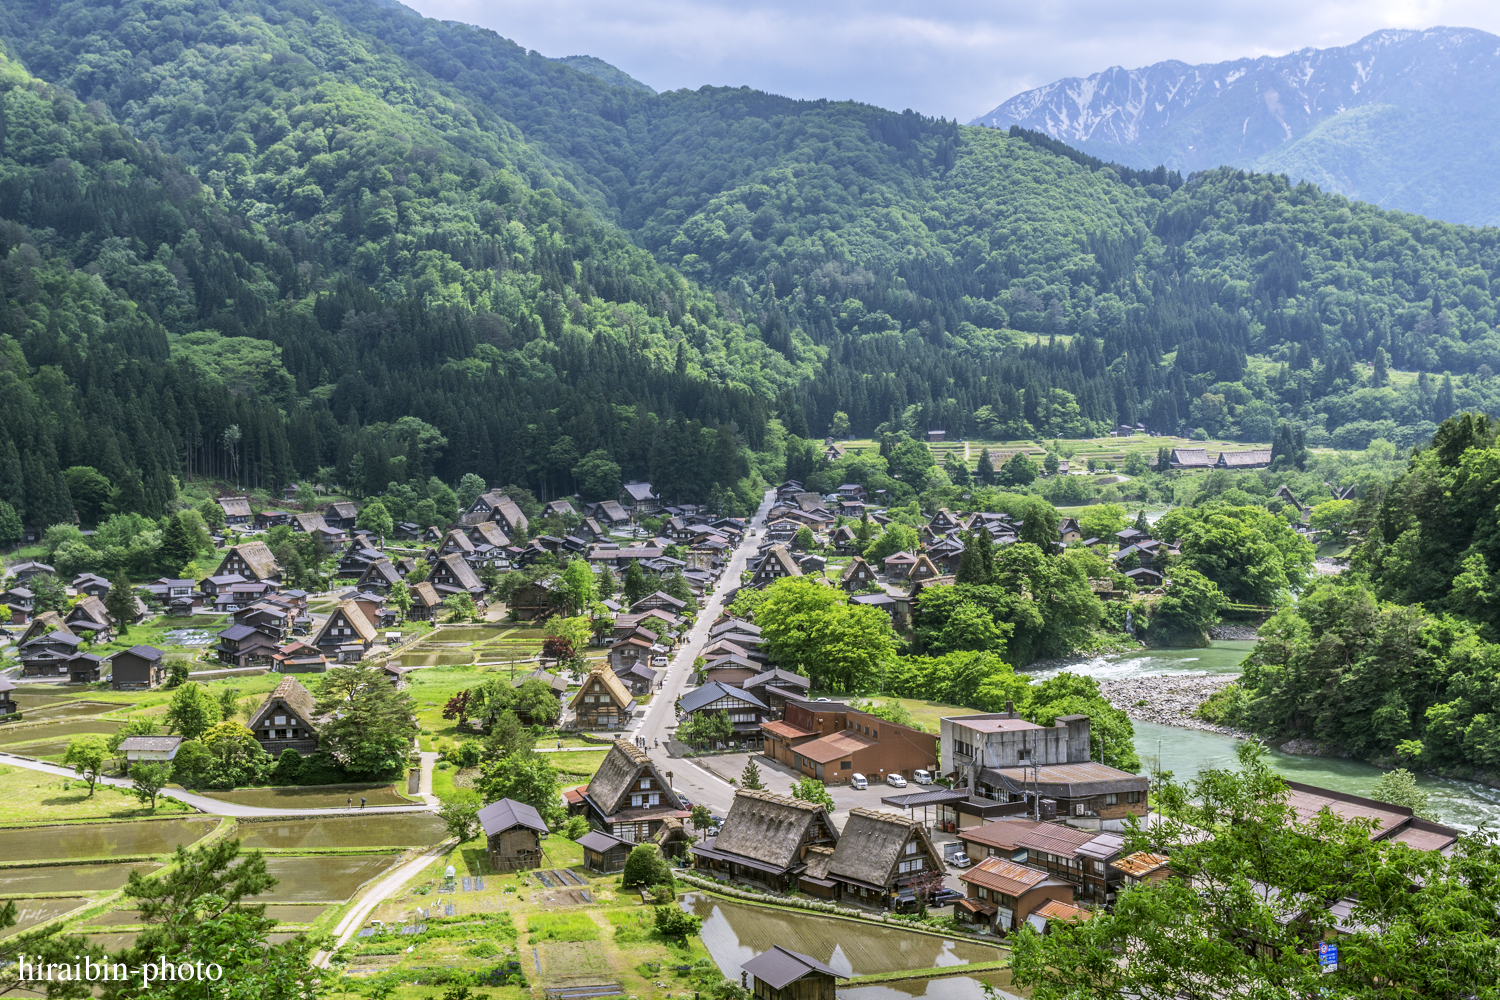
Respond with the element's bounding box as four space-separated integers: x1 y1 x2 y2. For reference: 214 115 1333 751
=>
1317 941 1338 972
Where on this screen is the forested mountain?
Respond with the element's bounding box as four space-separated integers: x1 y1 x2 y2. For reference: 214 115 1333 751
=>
0 0 1498 530
970 28 1500 227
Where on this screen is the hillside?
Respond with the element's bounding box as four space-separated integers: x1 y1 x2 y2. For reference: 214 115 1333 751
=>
970 28 1500 227
0 0 1497 531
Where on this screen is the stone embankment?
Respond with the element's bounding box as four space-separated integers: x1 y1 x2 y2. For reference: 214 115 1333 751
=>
1098 674 1254 738
1208 623 1260 641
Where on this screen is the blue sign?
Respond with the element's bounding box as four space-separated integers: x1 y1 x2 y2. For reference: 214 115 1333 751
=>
1317 942 1338 970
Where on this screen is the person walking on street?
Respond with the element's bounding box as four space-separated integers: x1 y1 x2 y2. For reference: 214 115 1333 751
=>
347 797 352 809
360 797 366 809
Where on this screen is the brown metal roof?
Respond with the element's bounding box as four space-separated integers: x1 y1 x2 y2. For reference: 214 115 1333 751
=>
1032 899 1093 923
795 731 875 764
1114 852 1171 877
959 856 1054 896
760 720 817 740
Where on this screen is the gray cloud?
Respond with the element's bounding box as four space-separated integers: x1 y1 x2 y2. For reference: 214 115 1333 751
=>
401 0 1500 120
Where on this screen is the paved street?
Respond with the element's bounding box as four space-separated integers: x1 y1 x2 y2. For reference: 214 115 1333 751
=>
624 489 774 817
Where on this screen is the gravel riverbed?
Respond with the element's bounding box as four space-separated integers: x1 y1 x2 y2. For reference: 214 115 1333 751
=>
1098 674 1255 738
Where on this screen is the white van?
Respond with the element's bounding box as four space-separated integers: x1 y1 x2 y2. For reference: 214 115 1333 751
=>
849 773 868 790
913 769 933 785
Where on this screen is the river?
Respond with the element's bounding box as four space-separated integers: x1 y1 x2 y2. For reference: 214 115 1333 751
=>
1028 641 1500 832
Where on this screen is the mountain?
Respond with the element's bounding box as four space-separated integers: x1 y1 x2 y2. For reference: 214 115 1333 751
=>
970 28 1500 226
0 0 1497 535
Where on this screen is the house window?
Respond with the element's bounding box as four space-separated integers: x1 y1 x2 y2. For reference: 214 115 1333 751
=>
898 859 922 873
274 716 286 725
631 795 643 807
841 761 851 770
1105 793 1118 806
1127 791 1144 804
584 695 595 703
641 778 652 789
977 887 989 901
905 842 918 855
1094 860 1105 874
648 793 659 806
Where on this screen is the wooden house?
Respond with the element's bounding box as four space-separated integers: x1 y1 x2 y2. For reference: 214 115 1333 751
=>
908 553 943 583
749 544 802 589
216 624 281 668
249 676 321 756
64 595 114 641
741 946 843 1000
839 557 878 592
883 551 919 578
690 789 838 892
406 580 443 621
572 739 687 845
618 481 660 513
507 575 563 621
570 667 635 730
357 559 403 594
323 502 360 530
477 798 550 871
429 553 486 599
254 510 290 530
462 490 529 536
577 830 634 874
109 645 165 690
313 600 378 662
678 681 769 749
271 640 328 674
215 542 283 583
956 856 1075 934
118 735 184 765
217 496 253 526
742 668 812 716
822 808 945 910
71 573 111 598
0 678 17 719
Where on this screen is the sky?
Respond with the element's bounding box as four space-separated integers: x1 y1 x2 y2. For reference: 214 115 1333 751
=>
400 0 1500 121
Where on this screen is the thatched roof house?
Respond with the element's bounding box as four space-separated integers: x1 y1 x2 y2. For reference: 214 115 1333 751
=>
574 739 686 845
691 789 838 891
824 808 944 909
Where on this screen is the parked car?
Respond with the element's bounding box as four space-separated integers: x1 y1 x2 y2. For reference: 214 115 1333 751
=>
913 769 933 785
849 772 868 790
886 773 907 788
931 888 965 907
948 852 973 868
650 655 669 666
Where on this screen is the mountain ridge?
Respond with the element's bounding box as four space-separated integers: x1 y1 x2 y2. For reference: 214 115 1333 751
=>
970 27 1500 226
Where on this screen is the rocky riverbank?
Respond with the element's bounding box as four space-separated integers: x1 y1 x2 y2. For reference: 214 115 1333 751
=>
1208 622 1260 641
1098 674 1255 738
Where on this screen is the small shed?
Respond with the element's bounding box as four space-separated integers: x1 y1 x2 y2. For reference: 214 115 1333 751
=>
577 829 633 874
0 677 17 718
741 945 844 1000
118 736 184 764
477 797 550 872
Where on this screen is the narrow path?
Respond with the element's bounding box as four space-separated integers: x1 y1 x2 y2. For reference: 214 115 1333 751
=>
0 752 436 817
416 749 439 808
313 837 458 968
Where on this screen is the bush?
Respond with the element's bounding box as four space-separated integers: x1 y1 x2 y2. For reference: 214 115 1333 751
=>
1196 683 1251 727
653 906 701 940
621 843 672 888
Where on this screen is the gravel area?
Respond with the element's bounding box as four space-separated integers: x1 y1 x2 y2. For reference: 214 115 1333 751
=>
1099 674 1254 738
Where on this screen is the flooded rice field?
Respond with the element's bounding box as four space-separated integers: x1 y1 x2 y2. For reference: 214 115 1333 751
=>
85 932 303 952
262 903 330 923
394 651 476 667
0 818 215 861
682 893 1004 979
17 702 118 721
1 740 73 758
842 974 1020 1000
427 627 508 642
0 863 161 894
199 783 417 809
82 904 326 928
1 898 89 937
0 719 124 745
236 813 447 849
260 854 398 901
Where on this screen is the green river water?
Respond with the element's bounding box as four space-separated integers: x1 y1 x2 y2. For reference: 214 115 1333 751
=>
1031 641 1500 831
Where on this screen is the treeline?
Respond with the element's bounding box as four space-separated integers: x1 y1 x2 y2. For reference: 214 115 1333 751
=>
0 0 1498 530
1229 414 1500 774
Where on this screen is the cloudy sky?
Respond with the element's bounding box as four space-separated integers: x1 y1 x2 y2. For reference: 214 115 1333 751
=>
400 0 1500 121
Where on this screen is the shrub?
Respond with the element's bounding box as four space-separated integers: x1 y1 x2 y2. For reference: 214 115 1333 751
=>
621 843 672 888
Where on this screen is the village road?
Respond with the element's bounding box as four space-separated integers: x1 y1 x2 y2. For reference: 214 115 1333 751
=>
631 489 774 816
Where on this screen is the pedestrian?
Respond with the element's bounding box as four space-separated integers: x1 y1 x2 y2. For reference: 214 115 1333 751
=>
361 797 366 809
347 797 352 809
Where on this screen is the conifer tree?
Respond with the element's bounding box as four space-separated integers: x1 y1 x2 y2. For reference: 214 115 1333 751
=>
976 448 994 484
104 575 137 636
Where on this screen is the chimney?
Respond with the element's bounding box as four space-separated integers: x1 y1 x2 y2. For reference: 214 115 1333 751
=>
1005 700 1014 716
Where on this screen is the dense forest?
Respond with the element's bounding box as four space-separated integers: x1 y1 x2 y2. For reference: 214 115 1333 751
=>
0 0 1499 529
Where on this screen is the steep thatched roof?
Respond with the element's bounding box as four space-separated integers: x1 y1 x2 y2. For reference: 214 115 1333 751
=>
714 789 837 872
249 676 318 730
315 600 379 645
826 808 940 890
569 667 633 712
584 739 680 815
222 541 282 581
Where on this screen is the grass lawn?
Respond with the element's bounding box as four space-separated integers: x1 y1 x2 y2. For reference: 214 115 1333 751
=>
0 765 194 823
543 750 610 782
